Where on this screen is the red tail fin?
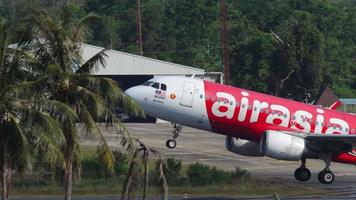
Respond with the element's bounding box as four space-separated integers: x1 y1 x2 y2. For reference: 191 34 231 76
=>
317 87 342 110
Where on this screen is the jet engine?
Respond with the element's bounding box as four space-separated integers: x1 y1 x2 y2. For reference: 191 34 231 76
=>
260 130 306 161
225 136 263 157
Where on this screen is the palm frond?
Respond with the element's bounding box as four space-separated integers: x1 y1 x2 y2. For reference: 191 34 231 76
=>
78 102 115 173
6 114 31 173
12 99 78 124
71 12 100 43
120 150 142 200
76 76 145 117
74 85 107 118
75 49 107 75
156 158 168 200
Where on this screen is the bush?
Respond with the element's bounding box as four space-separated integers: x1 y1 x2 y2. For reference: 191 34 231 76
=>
233 167 250 180
164 157 183 186
150 157 183 186
187 163 212 186
81 151 129 180
81 159 106 179
112 151 129 177
210 166 232 184
186 163 250 186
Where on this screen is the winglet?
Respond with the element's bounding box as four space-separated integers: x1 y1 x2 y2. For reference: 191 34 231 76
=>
317 87 342 110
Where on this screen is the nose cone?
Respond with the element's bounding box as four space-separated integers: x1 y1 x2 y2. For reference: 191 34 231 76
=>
124 87 138 100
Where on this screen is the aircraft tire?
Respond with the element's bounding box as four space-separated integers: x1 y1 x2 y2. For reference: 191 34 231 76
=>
318 170 335 184
166 139 176 149
294 167 311 182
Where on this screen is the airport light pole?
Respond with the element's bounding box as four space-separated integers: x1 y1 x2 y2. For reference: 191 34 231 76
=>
220 0 230 85
136 0 143 56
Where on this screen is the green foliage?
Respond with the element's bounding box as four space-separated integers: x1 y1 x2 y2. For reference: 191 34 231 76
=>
81 150 128 179
2 0 356 99
151 157 182 186
186 162 250 186
82 0 356 99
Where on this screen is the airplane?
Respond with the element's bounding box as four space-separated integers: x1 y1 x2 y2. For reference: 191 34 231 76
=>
124 76 356 185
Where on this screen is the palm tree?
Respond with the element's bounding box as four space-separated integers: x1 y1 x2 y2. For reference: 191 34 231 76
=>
120 139 168 200
0 18 74 200
28 7 144 200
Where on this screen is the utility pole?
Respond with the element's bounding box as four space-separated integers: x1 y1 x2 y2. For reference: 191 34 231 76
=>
220 0 230 85
136 0 143 55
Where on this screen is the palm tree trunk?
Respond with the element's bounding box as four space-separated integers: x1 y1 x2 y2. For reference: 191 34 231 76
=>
143 151 148 200
0 144 11 200
63 152 73 200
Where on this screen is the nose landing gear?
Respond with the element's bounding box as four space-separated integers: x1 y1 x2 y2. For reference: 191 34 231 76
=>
166 123 182 149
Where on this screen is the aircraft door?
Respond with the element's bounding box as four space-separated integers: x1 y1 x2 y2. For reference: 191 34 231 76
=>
180 81 195 107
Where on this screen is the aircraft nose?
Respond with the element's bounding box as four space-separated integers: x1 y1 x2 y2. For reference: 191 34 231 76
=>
124 86 138 100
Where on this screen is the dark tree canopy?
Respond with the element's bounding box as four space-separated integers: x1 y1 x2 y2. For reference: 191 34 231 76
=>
2 0 355 101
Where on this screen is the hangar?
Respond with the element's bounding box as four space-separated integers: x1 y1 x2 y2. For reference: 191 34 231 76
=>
81 43 220 90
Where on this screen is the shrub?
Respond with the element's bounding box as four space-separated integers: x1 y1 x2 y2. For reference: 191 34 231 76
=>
187 163 211 186
81 159 106 179
233 167 250 181
210 166 232 184
164 157 183 186
186 163 250 186
112 151 129 177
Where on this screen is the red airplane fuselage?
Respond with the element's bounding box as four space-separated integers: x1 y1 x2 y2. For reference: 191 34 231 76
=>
204 80 356 164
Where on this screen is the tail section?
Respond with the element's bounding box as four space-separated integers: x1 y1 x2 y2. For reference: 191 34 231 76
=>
317 87 342 110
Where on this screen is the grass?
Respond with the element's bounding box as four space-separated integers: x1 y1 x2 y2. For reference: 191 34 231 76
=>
9 147 325 197
10 171 324 197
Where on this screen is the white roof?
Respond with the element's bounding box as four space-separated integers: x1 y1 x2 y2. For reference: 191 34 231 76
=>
340 99 356 105
81 44 205 75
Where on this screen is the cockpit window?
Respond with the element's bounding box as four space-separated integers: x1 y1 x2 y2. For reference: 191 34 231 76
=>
151 82 160 89
142 81 153 86
161 84 167 91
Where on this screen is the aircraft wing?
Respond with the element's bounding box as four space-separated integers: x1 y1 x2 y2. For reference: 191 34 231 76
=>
276 131 356 152
305 134 356 144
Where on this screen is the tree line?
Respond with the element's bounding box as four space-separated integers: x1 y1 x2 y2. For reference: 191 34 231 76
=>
83 0 354 101
1 0 355 100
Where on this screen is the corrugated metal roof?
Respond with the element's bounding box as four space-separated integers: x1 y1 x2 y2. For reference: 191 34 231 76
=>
82 44 205 75
340 99 356 105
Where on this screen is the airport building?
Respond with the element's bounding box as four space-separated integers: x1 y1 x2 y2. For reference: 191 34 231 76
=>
340 99 356 113
82 44 222 90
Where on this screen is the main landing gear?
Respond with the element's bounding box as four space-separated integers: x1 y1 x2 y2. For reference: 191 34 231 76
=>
294 159 311 182
318 153 335 184
166 123 182 149
294 154 335 184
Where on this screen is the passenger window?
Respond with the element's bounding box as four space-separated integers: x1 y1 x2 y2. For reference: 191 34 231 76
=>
161 84 167 91
151 82 160 89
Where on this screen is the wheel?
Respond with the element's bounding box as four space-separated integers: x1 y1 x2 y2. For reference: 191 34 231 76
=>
166 139 176 149
294 167 311 182
318 170 335 184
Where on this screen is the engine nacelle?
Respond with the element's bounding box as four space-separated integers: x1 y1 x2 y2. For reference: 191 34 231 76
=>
225 136 264 157
260 130 305 161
